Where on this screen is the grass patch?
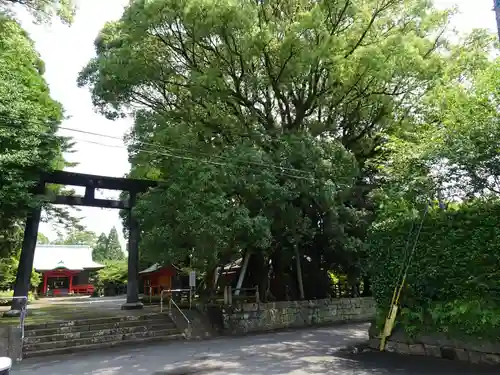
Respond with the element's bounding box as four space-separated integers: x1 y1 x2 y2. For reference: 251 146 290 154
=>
0 303 121 327
0 290 36 306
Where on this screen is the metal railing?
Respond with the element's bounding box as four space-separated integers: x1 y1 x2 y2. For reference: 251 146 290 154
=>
159 289 192 313
160 290 191 338
12 296 28 342
170 298 191 338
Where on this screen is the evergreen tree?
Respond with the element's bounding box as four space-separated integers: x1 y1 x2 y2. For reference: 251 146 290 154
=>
106 227 124 261
92 233 108 263
92 227 124 262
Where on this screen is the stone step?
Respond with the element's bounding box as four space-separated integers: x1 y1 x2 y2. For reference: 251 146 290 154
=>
22 332 184 359
23 327 181 353
24 316 175 337
25 312 170 331
24 323 177 344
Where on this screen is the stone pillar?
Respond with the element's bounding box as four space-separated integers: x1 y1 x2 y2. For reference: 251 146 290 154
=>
122 192 143 310
4 207 41 317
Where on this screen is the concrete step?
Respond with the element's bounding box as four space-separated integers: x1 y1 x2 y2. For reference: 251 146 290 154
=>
25 312 170 331
25 316 175 337
22 332 184 358
23 327 181 353
24 323 177 344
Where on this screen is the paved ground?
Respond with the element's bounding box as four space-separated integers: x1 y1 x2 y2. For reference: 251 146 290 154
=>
12 323 499 375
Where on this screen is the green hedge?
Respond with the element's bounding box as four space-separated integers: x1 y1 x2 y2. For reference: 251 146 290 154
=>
367 199 500 339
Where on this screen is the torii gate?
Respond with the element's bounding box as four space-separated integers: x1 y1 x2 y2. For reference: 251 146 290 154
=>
3 170 156 316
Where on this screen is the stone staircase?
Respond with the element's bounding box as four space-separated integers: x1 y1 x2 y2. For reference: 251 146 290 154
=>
22 312 183 358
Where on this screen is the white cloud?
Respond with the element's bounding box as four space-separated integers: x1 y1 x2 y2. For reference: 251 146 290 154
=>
17 0 498 245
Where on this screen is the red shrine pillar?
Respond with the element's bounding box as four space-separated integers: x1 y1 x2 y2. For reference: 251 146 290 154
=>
43 273 48 295
68 274 73 294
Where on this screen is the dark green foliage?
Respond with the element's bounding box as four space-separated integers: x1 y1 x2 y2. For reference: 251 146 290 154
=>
367 199 500 338
79 0 460 300
0 15 77 258
92 227 124 262
105 227 124 261
92 233 108 263
77 0 498 316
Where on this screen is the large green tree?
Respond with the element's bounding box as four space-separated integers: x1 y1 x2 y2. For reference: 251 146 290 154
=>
79 0 479 299
0 15 73 258
424 56 500 199
371 30 497 223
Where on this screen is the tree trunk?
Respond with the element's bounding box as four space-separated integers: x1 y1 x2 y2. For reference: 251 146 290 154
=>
234 251 250 296
295 246 305 300
270 250 286 301
362 276 372 296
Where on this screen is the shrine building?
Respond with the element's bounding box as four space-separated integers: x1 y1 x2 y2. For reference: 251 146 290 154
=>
34 244 105 296
139 263 190 296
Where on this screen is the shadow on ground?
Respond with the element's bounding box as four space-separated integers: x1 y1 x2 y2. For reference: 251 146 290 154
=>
13 323 500 375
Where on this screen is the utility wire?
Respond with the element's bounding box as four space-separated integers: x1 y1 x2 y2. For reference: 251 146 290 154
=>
0 114 316 178
0 122 323 182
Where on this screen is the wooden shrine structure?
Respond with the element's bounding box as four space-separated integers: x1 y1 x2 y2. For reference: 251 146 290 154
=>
34 244 104 296
4 170 156 316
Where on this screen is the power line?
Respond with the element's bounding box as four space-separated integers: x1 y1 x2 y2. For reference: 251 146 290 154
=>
57 125 313 177
0 122 323 182
0 114 315 177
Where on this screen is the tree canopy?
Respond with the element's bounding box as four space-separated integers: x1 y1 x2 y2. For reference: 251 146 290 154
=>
36 232 49 244
0 0 76 24
52 227 97 247
0 14 74 258
79 0 496 301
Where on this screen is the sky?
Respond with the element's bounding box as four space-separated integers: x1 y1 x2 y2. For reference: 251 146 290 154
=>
16 0 499 246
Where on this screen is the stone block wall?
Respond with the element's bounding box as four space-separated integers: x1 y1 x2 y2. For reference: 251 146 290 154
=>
0 326 22 361
368 326 500 366
222 297 375 335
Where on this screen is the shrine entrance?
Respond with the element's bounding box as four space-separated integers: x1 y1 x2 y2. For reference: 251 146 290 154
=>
3 170 157 316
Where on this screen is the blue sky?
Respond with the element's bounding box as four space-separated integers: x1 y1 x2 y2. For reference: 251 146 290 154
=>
16 0 498 246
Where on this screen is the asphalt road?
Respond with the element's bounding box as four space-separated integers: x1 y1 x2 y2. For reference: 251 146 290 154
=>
12 323 500 375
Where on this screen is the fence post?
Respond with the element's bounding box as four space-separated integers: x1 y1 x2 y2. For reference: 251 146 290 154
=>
255 286 260 304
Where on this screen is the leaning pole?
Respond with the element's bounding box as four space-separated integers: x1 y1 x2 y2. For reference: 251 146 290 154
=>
494 0 500 42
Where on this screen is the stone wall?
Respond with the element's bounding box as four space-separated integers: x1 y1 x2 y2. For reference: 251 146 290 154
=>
368 326 500 366
0 326 22 361
222 297 375 335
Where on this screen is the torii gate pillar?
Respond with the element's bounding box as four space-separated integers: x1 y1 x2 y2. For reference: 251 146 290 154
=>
3 171 156 317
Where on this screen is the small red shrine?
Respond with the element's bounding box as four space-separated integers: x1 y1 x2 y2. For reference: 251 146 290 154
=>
139 264 183 296
34 245 105 296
